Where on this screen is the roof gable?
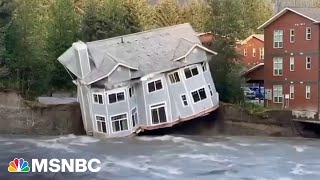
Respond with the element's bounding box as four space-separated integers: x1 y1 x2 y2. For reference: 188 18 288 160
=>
238 34 264 45
258 7 320 30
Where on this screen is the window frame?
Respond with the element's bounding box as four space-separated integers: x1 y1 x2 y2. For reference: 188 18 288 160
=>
208 84 213 96
252 48 256 57
129 86 135 98
191 87 207 104
273 30 283 48
181 94 189 107
290 85 294 99
290 29 295 43
306 27 312 40
184 65 199 79
273 57 283 76
92 93 104 105
168 71 181 84
202 62 208 72
108 91 126 104
110 113 129 133
150 103 167 125
306 86 311 99
273 85 283 103
306 56 311 70
95 114 107 133
131 107 138 128
259 48 264 60
244 49 247 56
147 79 163 93
290 57 294 71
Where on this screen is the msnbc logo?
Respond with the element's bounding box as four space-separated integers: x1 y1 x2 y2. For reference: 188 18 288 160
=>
8 158 30 173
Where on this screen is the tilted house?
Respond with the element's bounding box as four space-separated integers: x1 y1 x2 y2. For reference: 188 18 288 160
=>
58 23 219 138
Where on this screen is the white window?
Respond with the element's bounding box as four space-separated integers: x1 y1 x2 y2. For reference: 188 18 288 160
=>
93 93 103 104
273 57 283 76
306 27 311 40
244 49 247 56
290 57 294 71
202 62 208 72
290 29 295 43
111 114 128 132
181 95 188 106
129 86 135 98
184 66 199 79
191 88 207 103
306 57 311 69
95 115 107 133
273 30 283 48
208 84 213 96
131 107 138 127
148 79 163 93
290 85 294 99
150 103 167 124
168 72 180 84
252 48 256 57
306 86 311 99
108 91 125 104
273 85 283 103
260 48 264 60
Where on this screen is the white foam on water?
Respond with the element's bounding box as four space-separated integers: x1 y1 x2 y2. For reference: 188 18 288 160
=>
3 142 14 145
290 164 313 175
278 177 292 180
178 153 230 163
237 143 251 147
103 156 183 178
17 138 74 153
203 143 239 151
293 145 309 152
137 135 193 144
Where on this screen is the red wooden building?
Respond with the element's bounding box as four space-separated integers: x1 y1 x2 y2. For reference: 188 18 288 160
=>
258 7 320 113
236 34 265 68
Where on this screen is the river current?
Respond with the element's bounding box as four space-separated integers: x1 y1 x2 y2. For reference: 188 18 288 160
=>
0 134 320 180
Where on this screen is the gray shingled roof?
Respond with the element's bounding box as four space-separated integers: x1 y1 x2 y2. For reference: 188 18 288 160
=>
83 23 214 84
290 7 320 21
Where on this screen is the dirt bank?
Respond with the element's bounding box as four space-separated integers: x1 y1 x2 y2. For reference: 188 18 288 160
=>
0 90 85 135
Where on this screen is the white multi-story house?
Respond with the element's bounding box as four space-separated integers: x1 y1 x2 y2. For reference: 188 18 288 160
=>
58 23 219 138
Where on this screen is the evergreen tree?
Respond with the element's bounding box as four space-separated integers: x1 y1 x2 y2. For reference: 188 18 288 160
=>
153 0 183 27
5 0 51 98
47 0 80 91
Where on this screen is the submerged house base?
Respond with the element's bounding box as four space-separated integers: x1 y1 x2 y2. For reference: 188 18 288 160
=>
58 23 220 138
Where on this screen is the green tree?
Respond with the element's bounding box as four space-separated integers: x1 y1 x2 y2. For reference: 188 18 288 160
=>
5 0 52 98
181 0 212 32
153 0 183 27
209 37 245 103
47 0 80 91
82 0 140 42
123 0 154 30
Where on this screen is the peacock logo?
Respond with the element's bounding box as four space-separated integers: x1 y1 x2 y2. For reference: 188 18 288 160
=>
8 158 30 173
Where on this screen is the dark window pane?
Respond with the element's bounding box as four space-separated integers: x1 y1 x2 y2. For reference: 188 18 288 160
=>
174 72 180 82
132 114 136 127
113 121 120 132
97 121 102 132
192 67 199 76
94 95 98 103
151 109 159 124
159 107 167 123
120 120 128 131
184 69 192 79
169 75 175 83
192 92 200 102
155 80 162 90
117 92 125 101
109 94 117 103
102 122 106 133
98 95 103 104
148 82 155 92
199 88 207 100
